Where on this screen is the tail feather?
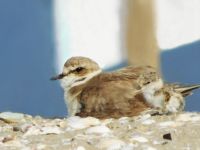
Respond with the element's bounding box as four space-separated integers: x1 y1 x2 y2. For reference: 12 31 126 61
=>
174 84 200 97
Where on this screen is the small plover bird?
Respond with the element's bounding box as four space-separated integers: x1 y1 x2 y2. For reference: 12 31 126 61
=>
51 56 200 119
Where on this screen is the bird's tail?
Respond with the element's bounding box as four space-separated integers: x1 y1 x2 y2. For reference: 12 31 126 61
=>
173 84 200 97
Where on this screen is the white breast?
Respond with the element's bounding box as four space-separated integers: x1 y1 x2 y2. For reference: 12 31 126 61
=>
64 92 81 117
142 79 165 108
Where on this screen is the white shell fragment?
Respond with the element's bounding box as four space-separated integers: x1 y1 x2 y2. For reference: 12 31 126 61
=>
131 135 148 143
0 112 25 123
0 111 200 149
85 125 111 135
76 146 86 150
67 116 100 129
158 121 175 127
23 126 42 137
176 113 200 122
36 144 47 150
23 125 62 137
142 145 157 150
40 126 62 134
142 119 155 125
97 138 126 150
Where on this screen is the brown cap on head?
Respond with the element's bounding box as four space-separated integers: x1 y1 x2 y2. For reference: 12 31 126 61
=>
64 56 100 71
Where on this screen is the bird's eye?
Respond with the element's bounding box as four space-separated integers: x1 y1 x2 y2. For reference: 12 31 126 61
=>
75 67 84 72
144 81 151 85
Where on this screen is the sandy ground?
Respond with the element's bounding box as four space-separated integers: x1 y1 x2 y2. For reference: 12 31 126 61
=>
0 112 200 150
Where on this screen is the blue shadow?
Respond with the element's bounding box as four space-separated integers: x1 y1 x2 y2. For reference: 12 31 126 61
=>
0 0 66 117
161 40 200 112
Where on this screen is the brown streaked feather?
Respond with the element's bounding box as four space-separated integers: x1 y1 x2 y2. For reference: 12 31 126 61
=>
70 66 158 119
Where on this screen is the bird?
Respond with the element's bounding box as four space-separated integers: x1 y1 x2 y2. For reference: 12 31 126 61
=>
51 56 200 119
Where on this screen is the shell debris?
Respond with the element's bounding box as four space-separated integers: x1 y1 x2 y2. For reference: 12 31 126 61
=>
0 112 200 149
67 116 100 129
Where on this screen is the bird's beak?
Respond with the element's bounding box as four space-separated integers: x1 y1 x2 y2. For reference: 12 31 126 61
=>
50 73 65 80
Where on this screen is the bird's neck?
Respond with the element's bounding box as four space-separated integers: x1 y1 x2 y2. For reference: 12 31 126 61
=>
67 69 102 98
71 69 102 88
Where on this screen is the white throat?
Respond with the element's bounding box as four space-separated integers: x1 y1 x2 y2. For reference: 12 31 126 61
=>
142 79 165 108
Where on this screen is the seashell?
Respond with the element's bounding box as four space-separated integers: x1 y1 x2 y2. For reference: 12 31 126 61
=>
0 124 13 132
40 126 63 134
59 120 68 128
142 145 157 150
158 121 175 127
85 125 111 135
20 123 34 133
153 140 167 145
138 114 152 122
0 112 25 123
176 113 200 122
142 119 155 125
97 138 126 150
67 116 100 129
1 135 15 143
2 139 23 147
118 117 129 125
101 118 114 125
36 144 47 150
77 146 86 150
23 126 41 137
131 135 148 143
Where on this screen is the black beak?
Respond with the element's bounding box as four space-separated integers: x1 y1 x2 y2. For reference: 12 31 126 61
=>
50 73 65 80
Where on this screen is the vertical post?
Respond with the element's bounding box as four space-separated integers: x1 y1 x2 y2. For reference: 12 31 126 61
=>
126 0 160 71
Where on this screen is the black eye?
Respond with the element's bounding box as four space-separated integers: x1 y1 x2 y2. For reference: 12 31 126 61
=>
75 67 84 72
144 81 151 85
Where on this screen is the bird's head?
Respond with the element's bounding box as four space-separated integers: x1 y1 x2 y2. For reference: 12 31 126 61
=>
51 56 102 89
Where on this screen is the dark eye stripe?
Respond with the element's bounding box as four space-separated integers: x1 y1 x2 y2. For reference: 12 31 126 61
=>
68 67 85 74
75 67 84 72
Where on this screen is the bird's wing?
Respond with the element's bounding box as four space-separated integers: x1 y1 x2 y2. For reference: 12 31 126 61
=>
77 66 157 118
116 65 160 86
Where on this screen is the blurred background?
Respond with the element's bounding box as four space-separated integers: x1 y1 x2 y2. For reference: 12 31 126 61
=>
0 0 200 117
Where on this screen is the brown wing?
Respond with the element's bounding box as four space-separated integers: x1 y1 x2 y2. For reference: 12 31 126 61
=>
76 66 156 119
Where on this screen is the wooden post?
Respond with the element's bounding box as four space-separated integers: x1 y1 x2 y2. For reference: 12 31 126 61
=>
126 0 160 71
